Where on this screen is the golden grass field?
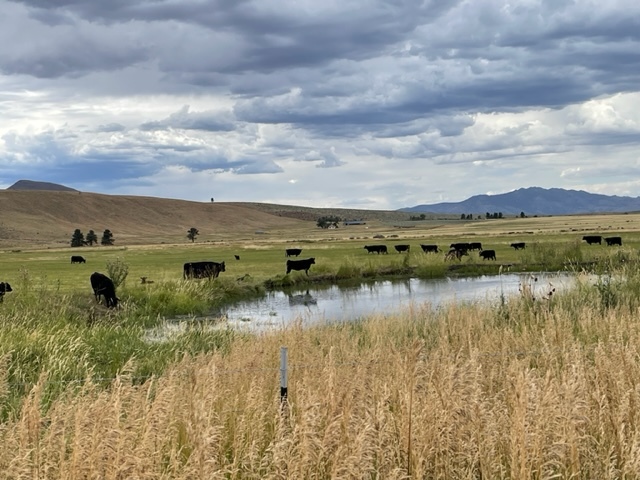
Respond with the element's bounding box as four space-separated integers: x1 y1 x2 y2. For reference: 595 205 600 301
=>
3 190 640 478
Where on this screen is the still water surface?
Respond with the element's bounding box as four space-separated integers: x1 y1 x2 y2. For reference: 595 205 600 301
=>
147 273 581 340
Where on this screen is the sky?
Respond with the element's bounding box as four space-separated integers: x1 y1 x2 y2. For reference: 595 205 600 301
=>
1 0 640 210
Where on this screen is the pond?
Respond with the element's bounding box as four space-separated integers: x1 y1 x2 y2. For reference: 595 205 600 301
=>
146 272 585 340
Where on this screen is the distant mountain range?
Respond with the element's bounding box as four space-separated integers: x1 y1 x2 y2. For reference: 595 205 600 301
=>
7 180 77 192
401 187 640 216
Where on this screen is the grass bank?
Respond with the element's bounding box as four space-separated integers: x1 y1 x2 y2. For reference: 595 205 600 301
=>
3 256 640 476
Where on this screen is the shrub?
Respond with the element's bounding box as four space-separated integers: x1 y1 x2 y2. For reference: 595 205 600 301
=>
106 257 129 288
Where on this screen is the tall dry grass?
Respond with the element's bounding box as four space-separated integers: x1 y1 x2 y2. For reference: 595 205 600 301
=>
4 280 640 478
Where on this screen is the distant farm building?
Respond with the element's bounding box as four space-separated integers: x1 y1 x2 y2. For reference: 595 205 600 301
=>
344 220 367 226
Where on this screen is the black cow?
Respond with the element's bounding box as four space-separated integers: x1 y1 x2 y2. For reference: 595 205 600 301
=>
582 235 602 245
450 242 471 252
0 282 12 303
511 242 526 250
286 257 316 276
183 261 226 279
605 236 622 246
90 272 118 308
420 244 439 253
469 242 483 251
364 245 388 254
71 255 86 264
394 244 410 253
234 254 240 260
479 249 497 260
285 248 302 257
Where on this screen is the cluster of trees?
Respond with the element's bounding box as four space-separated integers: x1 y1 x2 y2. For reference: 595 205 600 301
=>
316 216 341 229
409 214 426 221
70 229 114 247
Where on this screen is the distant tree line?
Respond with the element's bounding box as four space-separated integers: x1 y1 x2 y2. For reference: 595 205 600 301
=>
70 229 115 247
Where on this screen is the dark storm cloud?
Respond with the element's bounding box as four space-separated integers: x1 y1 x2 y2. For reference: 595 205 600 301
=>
3 0 640 207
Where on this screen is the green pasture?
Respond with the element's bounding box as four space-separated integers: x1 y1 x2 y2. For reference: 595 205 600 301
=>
1 229 639 297
1 218 640 419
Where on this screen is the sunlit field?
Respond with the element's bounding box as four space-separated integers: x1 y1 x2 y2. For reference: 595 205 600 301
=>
2 212 640 477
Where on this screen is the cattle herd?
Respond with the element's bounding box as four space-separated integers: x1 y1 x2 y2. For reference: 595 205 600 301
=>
0 235 625 309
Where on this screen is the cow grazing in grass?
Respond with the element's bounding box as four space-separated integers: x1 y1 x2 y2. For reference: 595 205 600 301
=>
511 242 526 250
445 248 468 261
394 244 410 253
364 245 388 254
183 261 225 279
286 257 316 276
479 249 497 260
234 255 240 260
0 282 12 303
285 248 302 257
469 242 483 251
71 255 86 264
605 236 622 246
450 242 471 253
90 272 118 308
420 244 439 253
582 235 602 245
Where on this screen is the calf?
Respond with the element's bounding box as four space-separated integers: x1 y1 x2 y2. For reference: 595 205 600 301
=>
90 272 118 308
420 244 439 253
479 249 496 261
510 242 526 250
394 244 410 253
582 235 602 245
605 236 622 246
0 282 13 303
285 248 302 257
364 245 388 254
286 257 316 276
445 248 468 261
183 261 225 279
71 255 86 264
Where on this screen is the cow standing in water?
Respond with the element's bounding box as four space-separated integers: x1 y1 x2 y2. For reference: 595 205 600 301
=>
90 272 119 308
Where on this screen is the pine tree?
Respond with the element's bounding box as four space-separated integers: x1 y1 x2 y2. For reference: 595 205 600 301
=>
101 229 114 246
86 230 98 246
70 229 85 247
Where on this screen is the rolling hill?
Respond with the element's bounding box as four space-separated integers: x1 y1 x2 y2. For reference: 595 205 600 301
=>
0 190 309 248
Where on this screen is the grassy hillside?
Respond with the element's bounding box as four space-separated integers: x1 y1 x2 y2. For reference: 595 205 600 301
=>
0 191 466 249
0 191 309 248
